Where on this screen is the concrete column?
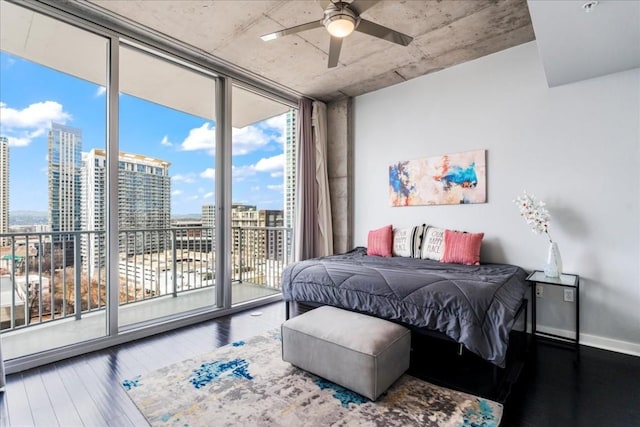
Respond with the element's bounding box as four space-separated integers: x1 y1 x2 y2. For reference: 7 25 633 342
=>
326 98 353 254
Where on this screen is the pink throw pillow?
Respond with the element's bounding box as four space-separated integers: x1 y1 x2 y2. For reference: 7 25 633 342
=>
367 225 393 257
441 229 484 265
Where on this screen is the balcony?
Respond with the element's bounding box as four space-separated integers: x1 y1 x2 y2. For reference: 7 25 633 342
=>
0 226 290 360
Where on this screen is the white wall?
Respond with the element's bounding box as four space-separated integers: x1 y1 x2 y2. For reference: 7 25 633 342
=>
353 41 640 355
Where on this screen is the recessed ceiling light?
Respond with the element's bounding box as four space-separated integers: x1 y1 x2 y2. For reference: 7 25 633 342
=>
582 1 598 13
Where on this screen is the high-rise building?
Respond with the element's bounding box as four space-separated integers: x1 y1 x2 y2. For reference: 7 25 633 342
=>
230 204 285 260
80 149 106 272
0 137 8 245
48 123 82 235
81 149 171 271
283 109 297 257
258 209 284 260
284 110 297 229
231 204 258 257
202 204 215 238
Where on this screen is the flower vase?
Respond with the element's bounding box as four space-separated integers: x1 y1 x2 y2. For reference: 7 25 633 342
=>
544 241 562 278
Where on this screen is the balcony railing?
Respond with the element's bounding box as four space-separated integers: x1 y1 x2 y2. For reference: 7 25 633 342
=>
0 226 290 332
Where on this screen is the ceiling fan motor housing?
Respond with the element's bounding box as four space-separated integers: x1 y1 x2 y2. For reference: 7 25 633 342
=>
323 2 360 37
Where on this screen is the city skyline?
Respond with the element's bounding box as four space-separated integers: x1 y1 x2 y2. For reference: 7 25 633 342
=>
0 51 291 216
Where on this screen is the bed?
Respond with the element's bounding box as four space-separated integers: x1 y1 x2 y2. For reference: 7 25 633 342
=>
281 247 529 368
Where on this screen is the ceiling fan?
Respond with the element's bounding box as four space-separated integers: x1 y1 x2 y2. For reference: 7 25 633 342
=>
260 0 413 68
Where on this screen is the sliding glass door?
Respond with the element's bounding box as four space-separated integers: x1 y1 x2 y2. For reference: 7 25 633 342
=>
0 0 109 358
230 84 296 305
117 44 218 328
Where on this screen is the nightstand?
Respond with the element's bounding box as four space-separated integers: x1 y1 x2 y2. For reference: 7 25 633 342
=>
526 270 580 354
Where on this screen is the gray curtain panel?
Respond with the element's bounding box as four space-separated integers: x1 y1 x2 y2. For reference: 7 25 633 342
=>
294 98 317 261
312 101 333 257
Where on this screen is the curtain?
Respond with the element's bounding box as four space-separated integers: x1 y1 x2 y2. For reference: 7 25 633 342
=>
294 98 316 261
312 101 333 257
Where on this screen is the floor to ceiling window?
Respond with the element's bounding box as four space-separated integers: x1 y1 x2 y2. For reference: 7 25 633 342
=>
230 85 296 306
0 0 297 368
0 0 109 358
117 44 218 327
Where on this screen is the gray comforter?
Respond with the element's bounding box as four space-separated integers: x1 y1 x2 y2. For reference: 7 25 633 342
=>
281 248 529 367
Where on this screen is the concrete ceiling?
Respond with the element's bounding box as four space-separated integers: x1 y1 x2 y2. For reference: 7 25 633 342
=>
87 0 536 102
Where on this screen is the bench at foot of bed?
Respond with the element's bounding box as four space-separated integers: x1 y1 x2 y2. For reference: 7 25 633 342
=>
281 305 411 401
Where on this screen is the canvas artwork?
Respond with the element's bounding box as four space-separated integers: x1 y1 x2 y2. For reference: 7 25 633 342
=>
389 149 486 206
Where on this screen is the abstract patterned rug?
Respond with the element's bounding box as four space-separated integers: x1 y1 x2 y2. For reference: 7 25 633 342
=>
122 330 503 426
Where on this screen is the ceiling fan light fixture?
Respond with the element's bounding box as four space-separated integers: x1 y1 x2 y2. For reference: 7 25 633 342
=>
323 3 358 38
325 15 356 38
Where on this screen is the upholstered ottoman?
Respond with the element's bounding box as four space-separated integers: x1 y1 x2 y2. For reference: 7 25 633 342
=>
281 305 410 400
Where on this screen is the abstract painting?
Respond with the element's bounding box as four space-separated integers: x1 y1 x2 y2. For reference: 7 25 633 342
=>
389 150 486 206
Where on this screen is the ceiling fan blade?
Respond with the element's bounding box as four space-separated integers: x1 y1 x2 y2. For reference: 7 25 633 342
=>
260 20 323 41
319 0 332 9
328 36 343 68
356 19 413 46
349 0 381 15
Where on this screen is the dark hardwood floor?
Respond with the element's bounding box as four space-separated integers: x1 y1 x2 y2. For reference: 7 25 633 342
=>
1 302 638 426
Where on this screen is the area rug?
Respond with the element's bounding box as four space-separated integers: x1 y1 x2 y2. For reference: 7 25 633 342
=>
122 330 503 426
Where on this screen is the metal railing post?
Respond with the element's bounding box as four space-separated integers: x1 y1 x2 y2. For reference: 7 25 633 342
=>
10 237 16 329
38 235 44 323
74 233 82 320
238 227 243 284
172 229 178 297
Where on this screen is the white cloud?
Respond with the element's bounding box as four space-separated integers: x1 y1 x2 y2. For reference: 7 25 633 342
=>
178 118 286 156
5 135 31 147
180 122 215 154
264 114 286 130
171 189 183 196
261 113 287 145
232 125 270 155
0 101 72 147
199 154 285 184
232 165 257 181
160 135 173 147
203 192 214 199
255 153 284 173
95 86 106 97
1 101 71 128
172 173 196 183
267 184 283 192
200 168 215 180
270 171 284 178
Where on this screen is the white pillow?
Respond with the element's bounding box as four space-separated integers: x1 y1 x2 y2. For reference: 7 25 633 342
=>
392 225 425 258
421 226 445 261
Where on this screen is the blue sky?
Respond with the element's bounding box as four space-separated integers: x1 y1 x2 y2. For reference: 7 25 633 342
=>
0 52 288 215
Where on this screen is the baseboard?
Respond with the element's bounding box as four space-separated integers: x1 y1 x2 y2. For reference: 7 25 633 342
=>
536 325 640 357
580 333 640 357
